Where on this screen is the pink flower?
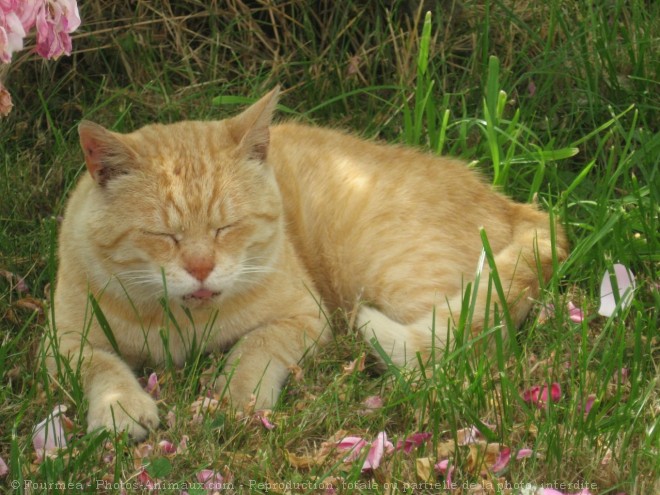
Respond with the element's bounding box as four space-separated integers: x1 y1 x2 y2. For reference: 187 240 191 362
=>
0 455 7 477
35 0 80 60
362 431 394 471
0 8 26 63
522 383 562 409
516 448 534 459
197 469 224 492
32 405 72 461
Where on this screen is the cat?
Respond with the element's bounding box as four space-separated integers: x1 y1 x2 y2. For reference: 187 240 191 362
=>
48 87 568 440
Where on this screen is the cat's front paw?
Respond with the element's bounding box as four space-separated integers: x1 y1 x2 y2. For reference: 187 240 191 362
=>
87 385 159 440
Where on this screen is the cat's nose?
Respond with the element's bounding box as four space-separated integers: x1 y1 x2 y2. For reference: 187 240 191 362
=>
185 258 215 281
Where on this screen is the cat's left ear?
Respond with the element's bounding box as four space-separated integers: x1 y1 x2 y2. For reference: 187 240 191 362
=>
79 121 137 186
227 86 280 161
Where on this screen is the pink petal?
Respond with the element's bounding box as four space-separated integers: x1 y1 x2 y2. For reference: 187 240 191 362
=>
0 11 25 62
538 302 555 323
522 383 561 409
32 405 70 460
598 264 636 317
456 425 482 445
336 436 367 462
34 0 80 60
583 394 596 415
361 431 393 472
158 440 176 454
166 408 177 428
434 459 454 486
567 301 584 323
516 448 534 459
0 455 7 477
16 0 40 31
137 468 155 490
177 435 189 454
361 395 384 411
522 385 541 403
396 432 431 453
491 446 511 473
197 469 224 491
144 372 160 399
134 443 154 459
259 415 276 430
528 80 537 97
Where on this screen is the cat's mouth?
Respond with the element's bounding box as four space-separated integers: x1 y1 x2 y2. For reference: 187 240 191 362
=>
183 288 221 301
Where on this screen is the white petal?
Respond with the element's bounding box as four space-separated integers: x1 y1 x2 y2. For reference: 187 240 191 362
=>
598 264 636 317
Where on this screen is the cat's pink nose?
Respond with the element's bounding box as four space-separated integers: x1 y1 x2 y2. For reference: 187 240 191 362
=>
185 259 215 281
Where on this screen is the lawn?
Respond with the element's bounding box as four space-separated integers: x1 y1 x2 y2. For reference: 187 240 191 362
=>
0 1 658 494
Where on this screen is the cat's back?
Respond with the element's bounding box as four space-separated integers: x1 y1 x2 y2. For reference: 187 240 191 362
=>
268 122 518 314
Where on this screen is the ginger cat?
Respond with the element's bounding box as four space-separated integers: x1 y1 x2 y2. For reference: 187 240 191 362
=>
48 88 567 439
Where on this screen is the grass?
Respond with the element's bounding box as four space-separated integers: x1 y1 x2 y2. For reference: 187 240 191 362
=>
0 0 658 494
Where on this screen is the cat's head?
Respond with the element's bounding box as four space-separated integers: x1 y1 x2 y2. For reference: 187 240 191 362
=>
75 88 283 309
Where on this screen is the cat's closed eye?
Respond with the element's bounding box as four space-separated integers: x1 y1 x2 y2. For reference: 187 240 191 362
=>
141 230 182 245
215 223 236 238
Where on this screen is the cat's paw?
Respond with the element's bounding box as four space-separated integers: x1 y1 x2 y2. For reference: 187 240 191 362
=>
87 386 159 440
213 372 279 411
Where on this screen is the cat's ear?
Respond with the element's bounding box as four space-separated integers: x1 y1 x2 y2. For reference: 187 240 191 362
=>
227 86 280 161
78 121 136 186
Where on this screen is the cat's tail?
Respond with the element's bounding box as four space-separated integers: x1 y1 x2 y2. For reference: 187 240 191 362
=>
356 207 568 367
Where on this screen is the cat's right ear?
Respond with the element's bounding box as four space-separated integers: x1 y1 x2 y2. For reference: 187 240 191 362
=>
79 121 136 186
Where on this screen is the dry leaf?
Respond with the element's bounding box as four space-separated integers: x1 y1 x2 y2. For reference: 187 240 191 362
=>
416 457 433 481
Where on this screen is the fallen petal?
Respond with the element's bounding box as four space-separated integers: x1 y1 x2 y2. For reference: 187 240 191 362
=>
134 443 154 459
434 459 454 486
144 372 160 399
137 468 155 490
336 436 368 462
197 469 224 491
598 264 636 317
343 353 366 374
396 432 431 453
362 431 393 471
32 405 70 461
583 394 596 415
259 414 276 430
567 301 584 323
522 383 561 409
158 440 176 455
0 455 7 477
177 435 189 454
457 426 482 445
516 448 534 459
361 395 384 411
490 446 511 473
537 302 555 323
